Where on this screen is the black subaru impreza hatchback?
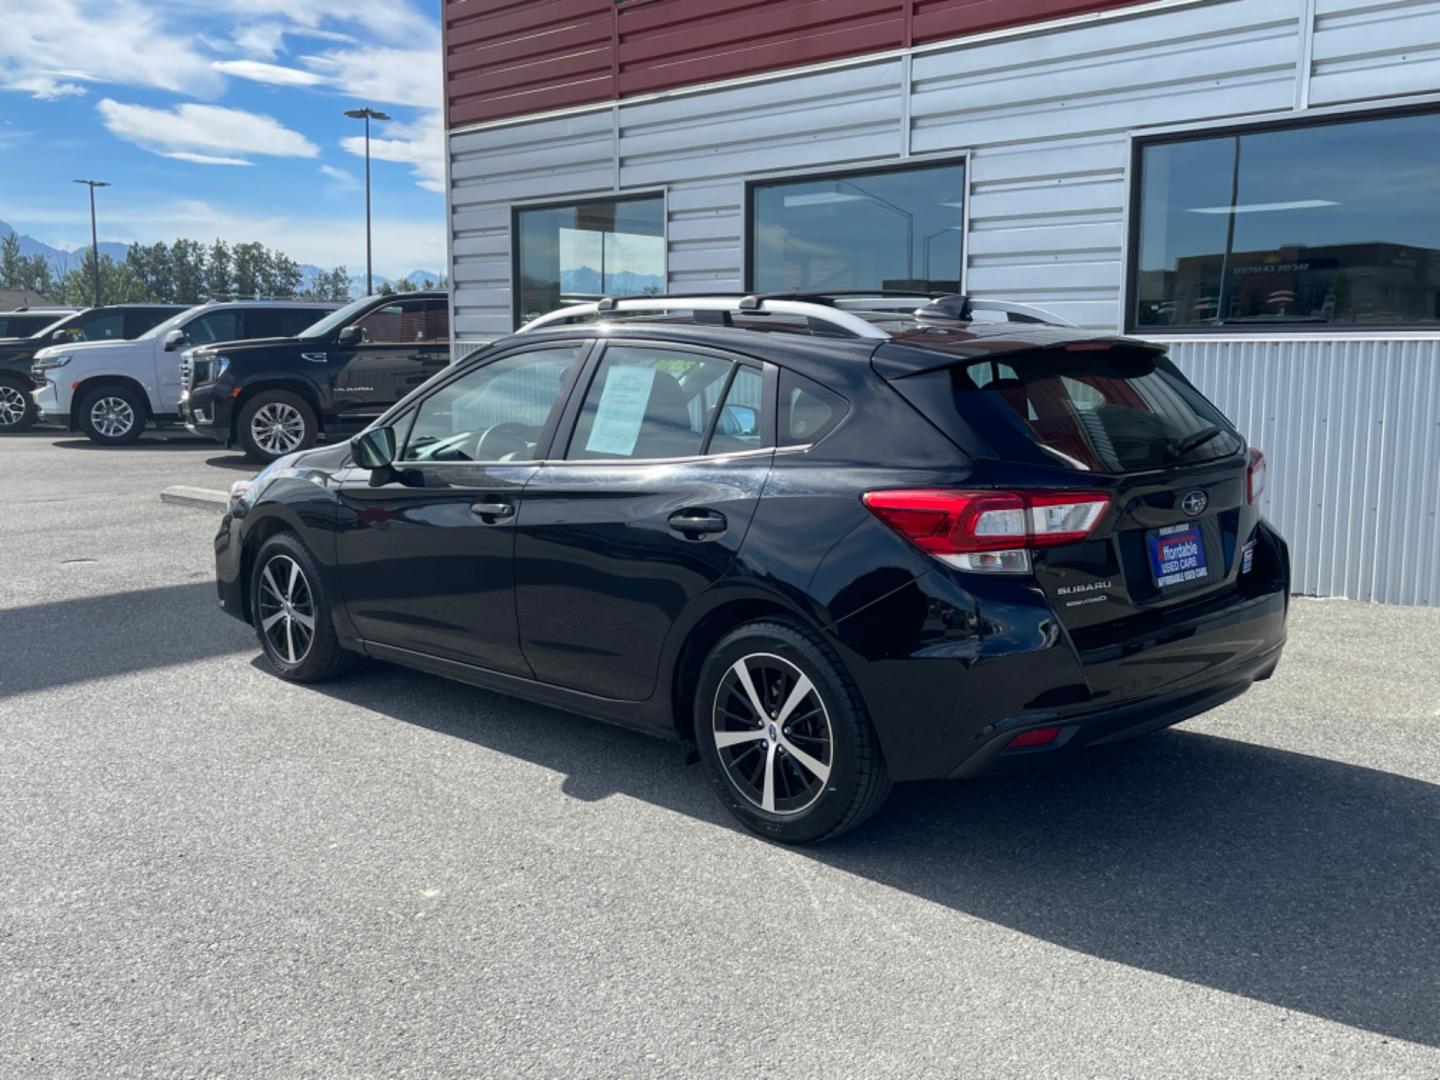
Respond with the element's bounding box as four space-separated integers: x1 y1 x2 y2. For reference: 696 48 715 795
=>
214 293 1288 843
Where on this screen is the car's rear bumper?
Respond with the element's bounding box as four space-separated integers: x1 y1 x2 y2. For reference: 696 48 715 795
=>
833 523 1290 782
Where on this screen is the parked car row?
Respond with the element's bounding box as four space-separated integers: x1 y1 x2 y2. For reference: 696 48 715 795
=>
0 291 451 461
216 290 1291 842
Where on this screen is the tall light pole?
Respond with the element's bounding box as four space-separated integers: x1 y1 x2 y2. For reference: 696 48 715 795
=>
73 179 110 306
344 108 390 295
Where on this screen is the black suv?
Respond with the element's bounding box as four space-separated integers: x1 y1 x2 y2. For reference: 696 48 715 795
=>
0 309 76 340
183 291 449 461
0 304 181 432
214 293 1289 843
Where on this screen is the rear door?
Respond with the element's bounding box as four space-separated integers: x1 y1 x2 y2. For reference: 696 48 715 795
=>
513 340 774 701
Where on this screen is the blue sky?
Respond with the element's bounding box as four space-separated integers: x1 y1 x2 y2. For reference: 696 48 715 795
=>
0 0 444 276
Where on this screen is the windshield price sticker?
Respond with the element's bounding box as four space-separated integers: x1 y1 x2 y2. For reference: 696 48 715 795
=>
1149 523 1209 588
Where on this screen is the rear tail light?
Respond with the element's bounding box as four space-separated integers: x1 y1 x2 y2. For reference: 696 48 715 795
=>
862 488 1110 574
1247 447 1267 505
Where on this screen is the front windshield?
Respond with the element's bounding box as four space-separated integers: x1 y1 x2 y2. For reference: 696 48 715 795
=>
139 307 201 341
298 295 375 339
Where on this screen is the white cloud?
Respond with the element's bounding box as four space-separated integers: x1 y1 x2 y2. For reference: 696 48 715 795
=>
342 111 444 192
211 59 324 87
0 0 222 99
319 164 359 189
302 45 441 110
165 151 254 166
98 98 318 163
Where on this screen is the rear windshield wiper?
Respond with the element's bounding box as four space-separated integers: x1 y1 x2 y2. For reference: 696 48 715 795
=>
1165 425 1225 461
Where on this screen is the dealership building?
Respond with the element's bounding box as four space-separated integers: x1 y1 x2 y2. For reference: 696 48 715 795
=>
442 0 1440 605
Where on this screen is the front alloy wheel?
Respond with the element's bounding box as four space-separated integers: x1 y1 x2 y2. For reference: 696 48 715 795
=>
249 533 358 683
250 402 306 457
257 554 316 666
0 379 37 431
90 395 136 439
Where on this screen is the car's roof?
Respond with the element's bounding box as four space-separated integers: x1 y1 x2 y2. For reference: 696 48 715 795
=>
487 317 1158 384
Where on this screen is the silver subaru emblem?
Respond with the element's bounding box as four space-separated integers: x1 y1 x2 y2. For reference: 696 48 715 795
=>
1182 490 1209 517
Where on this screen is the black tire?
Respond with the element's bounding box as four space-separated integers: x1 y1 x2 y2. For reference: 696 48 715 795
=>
695 619 891 843
238 390 317 463
250 532 360 683
0 375 39 433
77 384 146 444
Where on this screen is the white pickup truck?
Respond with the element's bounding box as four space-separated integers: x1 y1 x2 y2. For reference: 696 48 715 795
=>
31 300 339 444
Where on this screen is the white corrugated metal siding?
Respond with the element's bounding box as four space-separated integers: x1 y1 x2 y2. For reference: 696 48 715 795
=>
446 0 1440 602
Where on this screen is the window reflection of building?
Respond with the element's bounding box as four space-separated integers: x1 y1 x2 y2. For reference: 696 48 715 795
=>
1139 242 1440 327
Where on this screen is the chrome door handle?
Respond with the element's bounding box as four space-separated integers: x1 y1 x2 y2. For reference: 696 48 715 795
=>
668 509 727 537
471 500 514 520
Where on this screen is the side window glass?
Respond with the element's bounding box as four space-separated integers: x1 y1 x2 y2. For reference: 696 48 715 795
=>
186 311 242 345
72 312 125 342
356 303 404 344
705 366 765 456
356 300 443 344
566 346 734 461
280 309 323 337
779 370 847 447
400 346 584 463
244 309 280 339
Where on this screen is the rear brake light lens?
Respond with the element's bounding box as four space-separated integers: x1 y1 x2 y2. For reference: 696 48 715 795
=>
862 488 1110 574
1008 725 1062 748
1247 447 1267 505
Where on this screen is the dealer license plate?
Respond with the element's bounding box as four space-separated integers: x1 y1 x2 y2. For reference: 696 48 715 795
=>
1147 523 1209 588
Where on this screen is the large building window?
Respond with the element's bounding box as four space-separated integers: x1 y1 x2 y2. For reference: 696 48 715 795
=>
749 160 965 294
514 194 665 326
1133 109 1440 331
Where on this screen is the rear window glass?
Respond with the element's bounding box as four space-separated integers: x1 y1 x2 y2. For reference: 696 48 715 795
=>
912 348 1243 473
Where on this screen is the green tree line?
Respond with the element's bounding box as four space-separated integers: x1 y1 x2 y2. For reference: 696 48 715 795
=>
1 234 354 305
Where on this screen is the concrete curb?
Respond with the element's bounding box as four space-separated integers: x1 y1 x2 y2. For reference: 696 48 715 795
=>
160 485 229 512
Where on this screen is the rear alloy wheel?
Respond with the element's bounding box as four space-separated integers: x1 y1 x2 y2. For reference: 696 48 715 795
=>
239 391 316 463
0 377 38 432
250 532 358 682
78 385 146 444
696 619 891 843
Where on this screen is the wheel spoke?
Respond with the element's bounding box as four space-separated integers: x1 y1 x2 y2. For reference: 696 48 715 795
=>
284 617 297 663
714 728 765 749
260 610 286 631
729 658 769 724
761 743 777 813
774 673 814 728
261 564 283 603
290 609 314 630
286 559 300 602
778 733 829 784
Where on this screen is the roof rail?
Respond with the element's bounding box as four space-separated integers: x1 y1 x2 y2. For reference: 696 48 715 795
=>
519 295 890 339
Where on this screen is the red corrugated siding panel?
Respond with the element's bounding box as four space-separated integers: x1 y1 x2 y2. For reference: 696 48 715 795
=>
443 0 1152 127
446 0 615 127
911 0 1143 42
617 0 906 97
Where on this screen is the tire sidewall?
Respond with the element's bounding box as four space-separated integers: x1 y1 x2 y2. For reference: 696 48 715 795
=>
78 385 145 444
250 533 332 681
239 391 316 463
0 375 39 432
695 621 868 844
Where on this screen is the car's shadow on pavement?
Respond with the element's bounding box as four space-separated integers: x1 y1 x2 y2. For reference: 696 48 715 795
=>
300 659 1439 1049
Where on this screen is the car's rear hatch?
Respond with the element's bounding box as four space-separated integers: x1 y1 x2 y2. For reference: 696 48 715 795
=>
874 327 1282 698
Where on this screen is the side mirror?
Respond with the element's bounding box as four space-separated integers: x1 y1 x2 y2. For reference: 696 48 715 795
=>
337 325 363 347
351 425 396 470
50 328 69 342
723 404 759 436
162 328 186 352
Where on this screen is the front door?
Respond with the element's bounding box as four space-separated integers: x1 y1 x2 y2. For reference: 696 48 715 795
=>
514 341 774 701
330 297 451 430
334 342 590 674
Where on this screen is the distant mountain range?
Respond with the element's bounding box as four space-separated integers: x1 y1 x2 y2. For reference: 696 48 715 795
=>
0 220 441 297
559 267 664 296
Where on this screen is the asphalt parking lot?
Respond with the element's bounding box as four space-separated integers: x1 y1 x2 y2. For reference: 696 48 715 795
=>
2 428 1438 1078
